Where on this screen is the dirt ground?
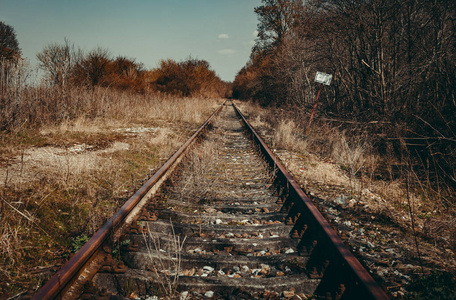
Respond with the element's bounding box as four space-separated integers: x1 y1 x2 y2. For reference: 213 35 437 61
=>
236 100 456 299
0 99 222 298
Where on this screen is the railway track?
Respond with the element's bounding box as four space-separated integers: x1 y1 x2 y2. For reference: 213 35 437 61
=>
33 102 389 299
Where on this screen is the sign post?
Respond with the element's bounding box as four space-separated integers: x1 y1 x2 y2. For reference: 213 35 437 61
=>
307 71 332 134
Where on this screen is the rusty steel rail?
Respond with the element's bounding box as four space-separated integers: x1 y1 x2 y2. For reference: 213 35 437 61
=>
33 101 225 300
232 102 389 299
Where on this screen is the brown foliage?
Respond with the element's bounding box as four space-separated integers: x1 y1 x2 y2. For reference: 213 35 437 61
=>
149 58 229 98
235 0 456 200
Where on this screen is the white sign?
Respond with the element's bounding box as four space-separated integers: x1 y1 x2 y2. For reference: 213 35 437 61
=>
315 71 332 86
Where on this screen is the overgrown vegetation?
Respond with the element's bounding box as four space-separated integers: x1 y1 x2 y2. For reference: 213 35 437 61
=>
0 21 223 297
405 271 456 300
233 0 456 207
143 221 186 299
237 98 456 299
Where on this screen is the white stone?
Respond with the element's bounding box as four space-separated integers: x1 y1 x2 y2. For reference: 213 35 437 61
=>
252 268 261 275
285 248 295 254
334 195 347 205
180 291 189 300
203 266 214 273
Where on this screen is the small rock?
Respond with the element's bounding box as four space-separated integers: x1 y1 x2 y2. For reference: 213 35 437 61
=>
285 248 295 254
334 195 347 206
376 259 390 267
215 219 222 225
252 268 261 275
203 266 214 273
276 271 284 276
204 291 214 298
180 291 189 300
260 268 269 275
283 290 295 298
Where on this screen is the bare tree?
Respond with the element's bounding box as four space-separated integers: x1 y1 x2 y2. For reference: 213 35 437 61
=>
253 0 302 52
36 38 82 86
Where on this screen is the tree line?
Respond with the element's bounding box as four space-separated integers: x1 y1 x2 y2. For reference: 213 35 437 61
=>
35 39 229 97
234 0 456 200
0 21 229 132
0 22 228 98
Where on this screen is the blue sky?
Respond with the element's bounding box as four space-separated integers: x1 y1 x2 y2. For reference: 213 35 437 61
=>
1 0 261 81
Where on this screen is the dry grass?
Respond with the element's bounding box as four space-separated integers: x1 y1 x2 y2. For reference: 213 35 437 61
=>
173 140 220 202
0 71 221 296
143 221 186 299
1 59 218 134
273 119 308 152
236 100 456 257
